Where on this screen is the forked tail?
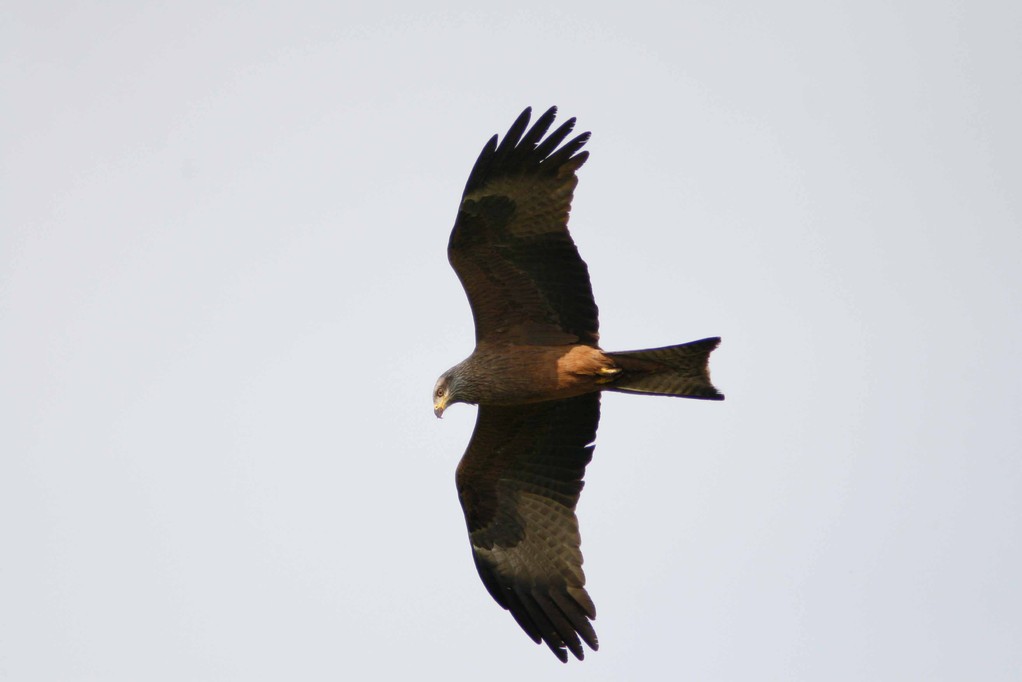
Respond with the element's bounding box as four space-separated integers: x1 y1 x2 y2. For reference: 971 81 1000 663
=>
606 337 724 400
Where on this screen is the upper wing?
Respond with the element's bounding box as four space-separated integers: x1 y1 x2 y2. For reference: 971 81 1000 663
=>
448 107 599 346
455 393 601 662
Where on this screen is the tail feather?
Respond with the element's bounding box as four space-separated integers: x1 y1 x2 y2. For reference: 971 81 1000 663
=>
606 337 724 400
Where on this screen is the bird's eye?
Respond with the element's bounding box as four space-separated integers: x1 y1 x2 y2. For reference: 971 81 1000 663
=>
436 387 444 398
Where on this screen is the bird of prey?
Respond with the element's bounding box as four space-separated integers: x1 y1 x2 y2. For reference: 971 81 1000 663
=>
434 107 723 662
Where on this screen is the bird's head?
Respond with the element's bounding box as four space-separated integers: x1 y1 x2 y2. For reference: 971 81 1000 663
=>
434 360 481 418
433 372 454 418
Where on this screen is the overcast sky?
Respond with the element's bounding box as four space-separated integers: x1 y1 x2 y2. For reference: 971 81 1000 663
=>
3 1 1020 680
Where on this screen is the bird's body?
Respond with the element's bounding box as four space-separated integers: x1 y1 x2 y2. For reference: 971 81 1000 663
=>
441 343 615 407
435 107 723 662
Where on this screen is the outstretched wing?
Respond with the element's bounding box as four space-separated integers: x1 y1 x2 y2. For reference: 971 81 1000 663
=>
448 107 599 346
455 393 601 662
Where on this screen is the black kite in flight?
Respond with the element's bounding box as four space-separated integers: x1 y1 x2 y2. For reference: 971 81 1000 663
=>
433 107 723 662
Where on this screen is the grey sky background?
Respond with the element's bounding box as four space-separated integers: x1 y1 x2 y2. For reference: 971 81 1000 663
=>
3 1 1020 679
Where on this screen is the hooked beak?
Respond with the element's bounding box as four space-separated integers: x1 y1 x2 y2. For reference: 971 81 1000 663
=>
434 397 447 419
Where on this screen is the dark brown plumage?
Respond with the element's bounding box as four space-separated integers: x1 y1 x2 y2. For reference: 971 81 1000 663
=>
434 107 723 662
